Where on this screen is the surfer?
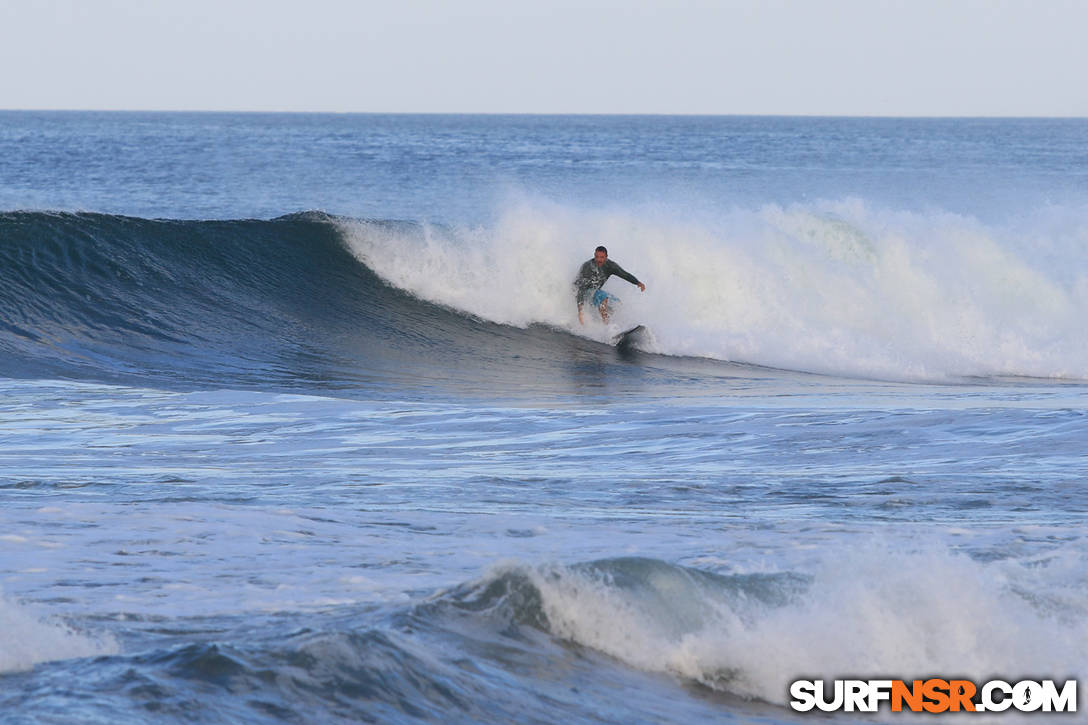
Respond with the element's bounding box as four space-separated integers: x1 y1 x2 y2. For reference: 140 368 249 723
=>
574 246 646 324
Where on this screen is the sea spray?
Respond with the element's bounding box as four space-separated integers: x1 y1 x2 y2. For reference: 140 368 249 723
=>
339 197 1088 381
0 590 118 673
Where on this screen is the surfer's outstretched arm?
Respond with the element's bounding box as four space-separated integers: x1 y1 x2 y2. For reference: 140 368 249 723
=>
605 260 646 292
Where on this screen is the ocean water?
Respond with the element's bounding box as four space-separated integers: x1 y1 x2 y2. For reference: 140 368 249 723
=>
0 112 1086 723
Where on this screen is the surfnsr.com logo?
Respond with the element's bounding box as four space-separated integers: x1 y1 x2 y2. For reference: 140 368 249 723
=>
790 679 1077 713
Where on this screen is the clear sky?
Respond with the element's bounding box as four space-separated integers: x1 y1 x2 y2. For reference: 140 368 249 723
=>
2 0 1085 116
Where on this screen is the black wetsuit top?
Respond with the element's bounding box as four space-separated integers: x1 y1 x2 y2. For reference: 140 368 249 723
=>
573 258 641 306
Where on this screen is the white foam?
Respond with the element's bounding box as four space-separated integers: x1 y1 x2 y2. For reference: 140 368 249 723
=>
0 592 119 673
338 197 1088 381
518 546 1087 709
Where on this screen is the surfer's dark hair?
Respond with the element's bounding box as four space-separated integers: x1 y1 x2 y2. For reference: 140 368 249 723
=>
595 245 608 255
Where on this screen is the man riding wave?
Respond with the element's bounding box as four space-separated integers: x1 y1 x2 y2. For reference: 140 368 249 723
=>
574 245 646 324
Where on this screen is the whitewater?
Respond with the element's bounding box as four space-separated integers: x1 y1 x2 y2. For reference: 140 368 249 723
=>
341 198 1088 381
0 112 1085 724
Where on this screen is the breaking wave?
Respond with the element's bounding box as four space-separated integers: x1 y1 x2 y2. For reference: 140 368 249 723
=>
3 202 1087 394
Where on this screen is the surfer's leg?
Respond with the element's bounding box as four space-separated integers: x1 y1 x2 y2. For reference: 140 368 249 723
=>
592 289 609 322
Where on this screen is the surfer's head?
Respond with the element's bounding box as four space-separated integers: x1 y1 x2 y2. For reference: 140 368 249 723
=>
594 246 608 265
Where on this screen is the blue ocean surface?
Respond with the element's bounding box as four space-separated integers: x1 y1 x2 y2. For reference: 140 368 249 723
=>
0 112 1086 723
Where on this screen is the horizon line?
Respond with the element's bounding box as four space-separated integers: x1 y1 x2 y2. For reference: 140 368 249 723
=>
2 107 1086 121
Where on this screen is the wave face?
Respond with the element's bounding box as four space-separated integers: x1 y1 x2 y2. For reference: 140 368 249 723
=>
0 211 350 385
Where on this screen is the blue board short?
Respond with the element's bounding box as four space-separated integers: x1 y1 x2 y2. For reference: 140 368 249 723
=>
592 289 618 308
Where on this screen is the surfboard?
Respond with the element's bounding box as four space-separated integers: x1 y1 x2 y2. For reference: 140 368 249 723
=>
612 324 646 352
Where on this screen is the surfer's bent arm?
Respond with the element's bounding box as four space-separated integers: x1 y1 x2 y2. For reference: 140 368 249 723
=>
573 261 597 320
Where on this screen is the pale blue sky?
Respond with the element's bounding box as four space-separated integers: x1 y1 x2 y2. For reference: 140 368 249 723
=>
2 0 1085 116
